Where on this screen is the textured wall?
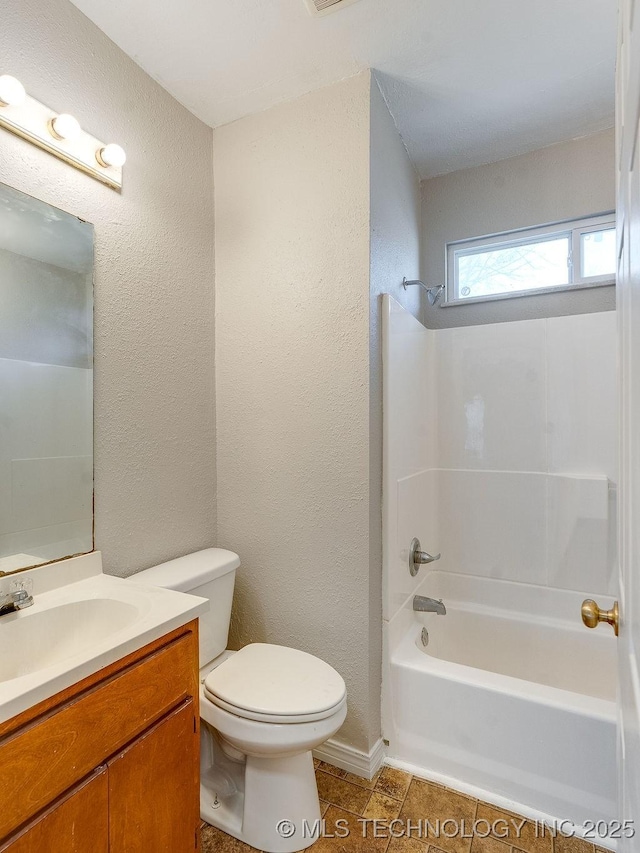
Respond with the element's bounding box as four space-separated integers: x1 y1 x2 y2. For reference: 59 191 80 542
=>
421 129 616 328
0 0 216 575
214 73 380 753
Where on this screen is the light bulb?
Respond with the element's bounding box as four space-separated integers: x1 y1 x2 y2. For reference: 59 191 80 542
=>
96 143 126 169
0 75 26 107
49 113 81 141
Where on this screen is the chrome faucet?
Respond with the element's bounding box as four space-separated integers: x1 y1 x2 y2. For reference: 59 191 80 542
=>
413 595 446 616
0 588 34 617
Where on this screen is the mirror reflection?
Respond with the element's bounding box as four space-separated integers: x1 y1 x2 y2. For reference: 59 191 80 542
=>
0 183 93 574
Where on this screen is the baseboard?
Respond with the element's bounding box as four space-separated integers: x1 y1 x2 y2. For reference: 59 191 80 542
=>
313 737 386 780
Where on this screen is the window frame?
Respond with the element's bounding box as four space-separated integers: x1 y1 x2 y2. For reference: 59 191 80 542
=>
443 212 616 307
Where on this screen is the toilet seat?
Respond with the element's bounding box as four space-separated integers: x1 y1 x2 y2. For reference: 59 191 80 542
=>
205 691 347 724
203 643 346 724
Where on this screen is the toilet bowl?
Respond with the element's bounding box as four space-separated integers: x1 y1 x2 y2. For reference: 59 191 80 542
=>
132 549 347 853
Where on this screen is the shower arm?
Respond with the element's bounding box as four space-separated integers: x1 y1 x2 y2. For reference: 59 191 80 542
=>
402 278 430 292
402 278 445 305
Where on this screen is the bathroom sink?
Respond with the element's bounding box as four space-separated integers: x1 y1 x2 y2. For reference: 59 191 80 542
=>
0 599 140 682
0 553 208 725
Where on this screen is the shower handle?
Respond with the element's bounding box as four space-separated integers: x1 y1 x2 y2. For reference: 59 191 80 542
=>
409 538 441 577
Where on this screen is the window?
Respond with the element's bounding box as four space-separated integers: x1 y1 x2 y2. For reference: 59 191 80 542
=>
445 213 616 305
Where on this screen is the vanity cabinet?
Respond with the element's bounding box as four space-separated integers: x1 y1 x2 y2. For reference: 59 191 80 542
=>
0 620 200 852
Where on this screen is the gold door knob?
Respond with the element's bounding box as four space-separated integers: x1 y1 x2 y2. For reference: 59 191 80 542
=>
581 599 619 636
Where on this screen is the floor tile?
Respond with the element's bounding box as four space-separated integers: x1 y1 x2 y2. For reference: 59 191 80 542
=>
316 763 381 789
317 761 347 779
363 791 404 822
315 770 372 815
310 805 390 852
399 778 476 853
386 837 430 852
554 836 595 853
470 835 512 853
341 768 382 790
475 803 552 853
201 823 262 852
375 766 413 801
200 775 597 853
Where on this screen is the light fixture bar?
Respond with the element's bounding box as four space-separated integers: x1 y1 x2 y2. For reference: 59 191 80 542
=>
0 76 124 191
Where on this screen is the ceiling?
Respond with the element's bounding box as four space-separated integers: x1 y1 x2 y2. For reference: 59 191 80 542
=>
69 0 616 178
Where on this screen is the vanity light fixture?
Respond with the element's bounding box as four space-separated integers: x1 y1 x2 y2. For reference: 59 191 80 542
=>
48 113 82 142
96 143 127 169
0 73 125 191
0 75 26 107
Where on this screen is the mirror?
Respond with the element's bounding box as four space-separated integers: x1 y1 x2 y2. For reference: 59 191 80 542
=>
0 183 93 574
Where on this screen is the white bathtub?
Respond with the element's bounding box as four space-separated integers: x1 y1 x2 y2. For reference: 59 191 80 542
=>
385 571 617 835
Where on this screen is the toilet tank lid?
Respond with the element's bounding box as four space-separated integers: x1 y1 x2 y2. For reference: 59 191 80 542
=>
135 548 240 592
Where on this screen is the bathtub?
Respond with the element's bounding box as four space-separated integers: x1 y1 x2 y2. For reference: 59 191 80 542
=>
385 571 617 836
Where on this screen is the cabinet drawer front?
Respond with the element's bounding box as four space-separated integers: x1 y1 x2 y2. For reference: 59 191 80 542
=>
0 634 196 840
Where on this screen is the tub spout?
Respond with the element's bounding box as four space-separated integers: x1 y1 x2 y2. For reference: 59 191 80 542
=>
413 595 446 615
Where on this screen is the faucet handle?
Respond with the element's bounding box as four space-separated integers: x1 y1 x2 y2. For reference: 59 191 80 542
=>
9 577 34 609
409 538 441 577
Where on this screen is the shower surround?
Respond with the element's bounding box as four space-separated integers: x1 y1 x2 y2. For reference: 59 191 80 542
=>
382 295 618 840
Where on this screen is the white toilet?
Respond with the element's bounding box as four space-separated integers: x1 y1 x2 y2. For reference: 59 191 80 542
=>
133 548 347 853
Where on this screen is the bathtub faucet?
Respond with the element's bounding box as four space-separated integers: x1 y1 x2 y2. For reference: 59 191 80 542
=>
413 595 446 616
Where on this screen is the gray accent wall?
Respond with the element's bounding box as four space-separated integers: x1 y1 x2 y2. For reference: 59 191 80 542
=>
421 129 616 328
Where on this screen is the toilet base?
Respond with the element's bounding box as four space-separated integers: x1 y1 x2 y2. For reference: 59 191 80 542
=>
201 749 321 853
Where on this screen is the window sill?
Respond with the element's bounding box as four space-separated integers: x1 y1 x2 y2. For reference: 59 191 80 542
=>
440 278 615 308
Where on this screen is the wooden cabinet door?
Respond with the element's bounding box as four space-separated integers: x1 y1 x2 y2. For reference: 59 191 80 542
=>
108 700 199 853
0 633 196 842
1 768 108 853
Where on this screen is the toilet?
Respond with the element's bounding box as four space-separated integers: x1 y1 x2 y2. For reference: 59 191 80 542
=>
133 548 347 853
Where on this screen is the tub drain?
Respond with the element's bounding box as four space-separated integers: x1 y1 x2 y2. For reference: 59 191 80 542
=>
420 627 429 647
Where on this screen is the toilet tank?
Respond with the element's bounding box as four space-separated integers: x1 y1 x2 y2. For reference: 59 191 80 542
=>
132 548 240 667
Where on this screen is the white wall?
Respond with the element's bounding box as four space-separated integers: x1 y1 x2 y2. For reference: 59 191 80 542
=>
215 73 422 755
214 73 373 753
1 0 217 575
421 130 616 328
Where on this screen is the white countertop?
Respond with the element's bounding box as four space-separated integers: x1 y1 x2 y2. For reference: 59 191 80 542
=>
0 551 207 724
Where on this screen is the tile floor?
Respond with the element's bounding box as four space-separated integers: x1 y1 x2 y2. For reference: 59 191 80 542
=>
200 762 609 853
